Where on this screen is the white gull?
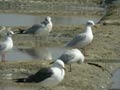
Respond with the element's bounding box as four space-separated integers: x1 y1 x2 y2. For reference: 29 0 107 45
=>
65 20 95 54
0 28 14 62
15 60 65 87
51 48 84 72
19 16 53 37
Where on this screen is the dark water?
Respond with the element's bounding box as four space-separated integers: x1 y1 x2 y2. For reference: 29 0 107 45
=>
0 13 99 26
1 47 67 61
110 69 120 90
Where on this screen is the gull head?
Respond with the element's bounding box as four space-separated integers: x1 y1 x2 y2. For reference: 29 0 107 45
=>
45 16 52 22
86 20 95 26
52 59 65 69
7 28 15 36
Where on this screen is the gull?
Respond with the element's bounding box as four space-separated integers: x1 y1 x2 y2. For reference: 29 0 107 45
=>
65 20 95 54
15 60 65 87
19 16 53 37
53 48 84 72
0 28 14 62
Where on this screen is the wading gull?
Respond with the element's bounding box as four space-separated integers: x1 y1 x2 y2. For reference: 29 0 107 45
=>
15 60 65 87
65 20 95 54
0 28 14 62
19 16 53 37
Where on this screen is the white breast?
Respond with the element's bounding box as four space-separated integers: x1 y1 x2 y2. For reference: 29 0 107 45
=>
40 67 65 87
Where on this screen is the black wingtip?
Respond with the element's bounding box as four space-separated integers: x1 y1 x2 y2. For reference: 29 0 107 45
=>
13 78 27 83
18 28 25 34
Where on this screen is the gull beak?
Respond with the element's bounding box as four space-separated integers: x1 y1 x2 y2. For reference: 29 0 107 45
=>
93 23 100 29
61 66 66 70
63 67 66 70
93 25 97 28
10 31 15 35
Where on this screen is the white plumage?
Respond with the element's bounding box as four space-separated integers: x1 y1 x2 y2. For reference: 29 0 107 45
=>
65 20 95 49
0 28 14 62
16 60 65 87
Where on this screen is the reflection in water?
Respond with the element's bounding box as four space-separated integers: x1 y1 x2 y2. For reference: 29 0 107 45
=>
110 69 120 89
17 47 52 60
2 47 66 61
0 14 99 26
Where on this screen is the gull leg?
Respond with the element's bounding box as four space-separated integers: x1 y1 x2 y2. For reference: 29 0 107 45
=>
83 47 89 56
69 64 72 72
82 47 86 55
1 53 6 62
34 35 37 46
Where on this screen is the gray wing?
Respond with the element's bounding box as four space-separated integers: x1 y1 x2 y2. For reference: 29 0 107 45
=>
23 24 43 34
59 53 74 64
65 34 86 47
15 68 53 83
0 43 7 51
24 20 49 34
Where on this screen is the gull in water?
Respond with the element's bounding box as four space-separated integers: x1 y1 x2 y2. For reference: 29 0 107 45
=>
65 20 95 55
19 16 53 37
15 60 65 88
51 48 84 72
0 28 14 62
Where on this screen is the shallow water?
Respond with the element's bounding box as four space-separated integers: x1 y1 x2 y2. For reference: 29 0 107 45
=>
0 13 99 26
1 47 67 61
110 69 120 89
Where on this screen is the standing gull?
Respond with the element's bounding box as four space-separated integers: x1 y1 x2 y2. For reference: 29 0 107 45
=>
15 60 65 87
57 48 84 72
19 16 53 37
0 28 14 62
65 20 95 54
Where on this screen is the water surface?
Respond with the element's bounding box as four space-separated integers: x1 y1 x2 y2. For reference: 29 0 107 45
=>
0 13 99 26
1 47 67 61
110 69 120 90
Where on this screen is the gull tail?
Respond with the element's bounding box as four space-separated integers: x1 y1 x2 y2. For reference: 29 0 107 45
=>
18 28 25 34
13 78 27 83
